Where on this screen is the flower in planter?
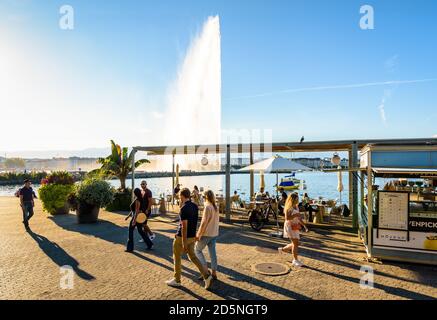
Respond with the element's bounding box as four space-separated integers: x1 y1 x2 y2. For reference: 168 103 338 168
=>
68 178 115 223
38 171 75 215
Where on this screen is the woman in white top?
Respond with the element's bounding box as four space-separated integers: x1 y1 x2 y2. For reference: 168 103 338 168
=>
279 193 308 267
195 190 220 279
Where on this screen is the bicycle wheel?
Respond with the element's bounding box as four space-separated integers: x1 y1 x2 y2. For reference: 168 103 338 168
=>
249 209 265 231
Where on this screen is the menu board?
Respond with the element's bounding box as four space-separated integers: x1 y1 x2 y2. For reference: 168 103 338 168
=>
378 192 409 230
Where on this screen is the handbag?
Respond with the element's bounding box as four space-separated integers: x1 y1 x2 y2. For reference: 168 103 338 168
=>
135 212 147 224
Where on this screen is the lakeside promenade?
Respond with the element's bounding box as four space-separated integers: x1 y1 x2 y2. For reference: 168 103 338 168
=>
0 196 436 300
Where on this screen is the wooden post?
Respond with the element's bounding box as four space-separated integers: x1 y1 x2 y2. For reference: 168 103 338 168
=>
225 144 231 222
367 151 373 256
131 148 136 201
172 152 175 205
349 142 359 230
250 144 254 199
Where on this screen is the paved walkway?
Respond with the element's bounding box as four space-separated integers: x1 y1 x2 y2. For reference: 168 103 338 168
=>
0 197 436 300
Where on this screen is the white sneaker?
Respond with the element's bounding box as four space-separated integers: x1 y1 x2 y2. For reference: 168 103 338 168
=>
204 275 213 290
292 259 303 267
149 234 156 241
165 278 182 287
139 239 144 243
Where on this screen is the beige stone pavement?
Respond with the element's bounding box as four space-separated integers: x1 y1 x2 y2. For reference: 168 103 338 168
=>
0 197 436 300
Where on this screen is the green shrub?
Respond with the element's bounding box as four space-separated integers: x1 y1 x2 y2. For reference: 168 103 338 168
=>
38 184 74 214
0 171 47 184
45 171 74 185
106 189 132 211
75 178 114 208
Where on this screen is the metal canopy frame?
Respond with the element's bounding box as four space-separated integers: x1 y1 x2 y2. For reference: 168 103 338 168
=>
131 138 437 224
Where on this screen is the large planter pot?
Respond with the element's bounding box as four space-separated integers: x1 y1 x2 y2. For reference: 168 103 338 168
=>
52 202 70 215
77 202 100 224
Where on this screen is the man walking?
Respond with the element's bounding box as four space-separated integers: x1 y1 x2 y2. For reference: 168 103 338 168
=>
19 179 35 229
140 180 155 241
165 188 213 289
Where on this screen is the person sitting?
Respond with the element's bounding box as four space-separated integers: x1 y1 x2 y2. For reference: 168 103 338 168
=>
231 190 244 208
192 185 201 206
255 187 268 201
174 184 181 205
300 192 317 222
278 188 287 215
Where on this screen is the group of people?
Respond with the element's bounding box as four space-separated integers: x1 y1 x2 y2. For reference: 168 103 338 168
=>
127 181 220 289
16 178 309 289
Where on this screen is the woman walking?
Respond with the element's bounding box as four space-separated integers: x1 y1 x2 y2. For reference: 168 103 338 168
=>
195 190 220 279
279 193 308 267
126 188 153 252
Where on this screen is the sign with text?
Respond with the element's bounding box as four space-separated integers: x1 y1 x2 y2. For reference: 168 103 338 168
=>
378 192 409 230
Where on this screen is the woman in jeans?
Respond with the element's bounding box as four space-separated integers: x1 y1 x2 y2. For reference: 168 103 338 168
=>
195 190 220 279
126 188 153 252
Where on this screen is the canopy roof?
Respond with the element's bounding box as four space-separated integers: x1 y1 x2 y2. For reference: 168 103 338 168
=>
372 167 437 178
238 155 311 173
133 138 437 155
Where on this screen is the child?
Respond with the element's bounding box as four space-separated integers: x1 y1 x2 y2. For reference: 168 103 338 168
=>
279 193 308 267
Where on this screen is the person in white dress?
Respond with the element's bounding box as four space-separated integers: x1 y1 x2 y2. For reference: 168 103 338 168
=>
279 193 308 266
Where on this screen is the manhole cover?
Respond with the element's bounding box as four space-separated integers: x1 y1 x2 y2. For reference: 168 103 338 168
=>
252 262 290 276
255 246 279 254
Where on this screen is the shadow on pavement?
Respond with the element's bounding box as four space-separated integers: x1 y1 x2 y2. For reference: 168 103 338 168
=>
304 265 436 300
27 228 95 281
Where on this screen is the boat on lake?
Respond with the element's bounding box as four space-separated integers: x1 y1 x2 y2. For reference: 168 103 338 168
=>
277 173 305 191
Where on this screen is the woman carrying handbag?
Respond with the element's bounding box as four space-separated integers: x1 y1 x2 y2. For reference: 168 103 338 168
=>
126 188 154 252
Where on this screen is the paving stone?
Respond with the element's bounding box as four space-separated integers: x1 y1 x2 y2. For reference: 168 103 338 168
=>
0 197 436 300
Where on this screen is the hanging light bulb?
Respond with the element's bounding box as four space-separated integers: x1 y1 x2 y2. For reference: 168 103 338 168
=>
201 154 209 166
331 152 341 167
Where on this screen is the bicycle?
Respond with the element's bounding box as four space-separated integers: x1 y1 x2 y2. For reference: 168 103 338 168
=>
248 197 279 231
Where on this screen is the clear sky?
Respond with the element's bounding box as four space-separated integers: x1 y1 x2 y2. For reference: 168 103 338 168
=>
1 0 436 154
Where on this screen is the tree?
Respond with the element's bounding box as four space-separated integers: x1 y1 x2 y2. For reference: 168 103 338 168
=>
5 157 26 169
91 140 149 190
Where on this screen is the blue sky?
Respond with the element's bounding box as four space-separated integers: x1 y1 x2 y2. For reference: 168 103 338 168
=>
0 0 436 153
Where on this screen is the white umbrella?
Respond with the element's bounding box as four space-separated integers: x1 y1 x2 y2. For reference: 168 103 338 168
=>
260 171 266 190
175 164 180 186
337 166 344 204
239 155 311 173
239 155 311 194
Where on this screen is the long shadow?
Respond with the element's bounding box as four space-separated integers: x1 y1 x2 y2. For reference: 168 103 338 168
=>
217 264 311 300
304 265 436 300
208 278 269 300
131 251 199 280
132 251 268 300
218 223 435 289
49 214 129 246
27 228 94 281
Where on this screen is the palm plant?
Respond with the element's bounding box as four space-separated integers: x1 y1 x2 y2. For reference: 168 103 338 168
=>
92 140 149 191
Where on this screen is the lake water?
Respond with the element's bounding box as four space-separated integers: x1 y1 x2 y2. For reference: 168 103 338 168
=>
0 171 351 204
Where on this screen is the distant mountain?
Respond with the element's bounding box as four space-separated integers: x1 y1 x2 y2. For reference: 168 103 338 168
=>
0 148 110 159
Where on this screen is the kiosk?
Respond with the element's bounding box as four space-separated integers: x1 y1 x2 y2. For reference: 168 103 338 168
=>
360 144 437 265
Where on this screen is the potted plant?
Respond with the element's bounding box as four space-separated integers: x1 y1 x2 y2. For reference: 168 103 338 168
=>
38 171 75 215
68 178 114 223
